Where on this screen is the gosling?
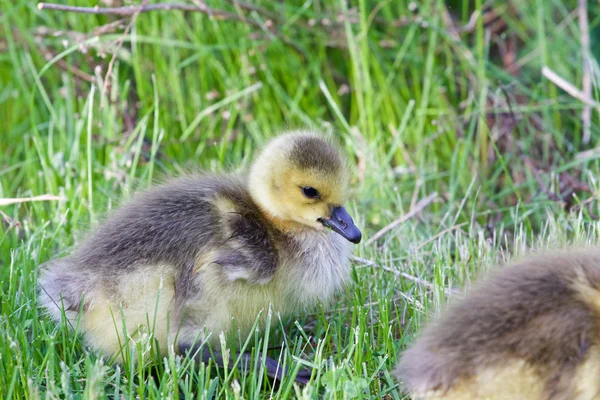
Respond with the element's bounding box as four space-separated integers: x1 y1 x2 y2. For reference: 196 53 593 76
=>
38 130 361 383
394 249 600 400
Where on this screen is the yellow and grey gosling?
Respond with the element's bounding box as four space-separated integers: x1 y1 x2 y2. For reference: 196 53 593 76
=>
38 130 361 383
394 249 600 400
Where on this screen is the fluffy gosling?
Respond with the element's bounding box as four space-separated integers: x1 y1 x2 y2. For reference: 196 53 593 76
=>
38 130 361 383
394 249 600 400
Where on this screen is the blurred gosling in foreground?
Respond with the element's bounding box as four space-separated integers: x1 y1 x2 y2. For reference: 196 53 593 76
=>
39 130 361 383
395 249 600 400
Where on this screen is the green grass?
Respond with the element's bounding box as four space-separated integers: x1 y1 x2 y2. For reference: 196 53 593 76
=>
1 0 600 398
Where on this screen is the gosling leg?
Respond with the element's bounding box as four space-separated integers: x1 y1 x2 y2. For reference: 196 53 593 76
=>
178 343 312 384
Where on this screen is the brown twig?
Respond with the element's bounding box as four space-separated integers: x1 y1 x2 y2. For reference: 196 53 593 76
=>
37 2 236 19
0 195 66 206
100 13 138 108
37 1 274 35
366 192 438 246
37 1 310 60
579 0 592 144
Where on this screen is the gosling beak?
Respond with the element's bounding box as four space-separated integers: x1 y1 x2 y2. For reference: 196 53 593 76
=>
319 206 362 244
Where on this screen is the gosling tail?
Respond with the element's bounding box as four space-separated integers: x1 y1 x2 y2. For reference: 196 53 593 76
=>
37 258 89 325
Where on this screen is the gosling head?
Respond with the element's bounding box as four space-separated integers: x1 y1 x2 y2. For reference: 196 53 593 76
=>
248 130 361 244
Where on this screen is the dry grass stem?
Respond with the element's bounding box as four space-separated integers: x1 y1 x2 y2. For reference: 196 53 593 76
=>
366 192 438 245
0 195 66 206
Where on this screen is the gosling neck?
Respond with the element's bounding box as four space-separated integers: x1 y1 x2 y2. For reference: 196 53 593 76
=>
247 182 306 235
261 212 312 236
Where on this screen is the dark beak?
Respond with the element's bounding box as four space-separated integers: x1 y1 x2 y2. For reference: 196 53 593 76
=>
319 206 362 244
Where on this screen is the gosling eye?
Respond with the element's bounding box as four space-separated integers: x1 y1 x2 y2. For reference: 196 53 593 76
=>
301 186 320 199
